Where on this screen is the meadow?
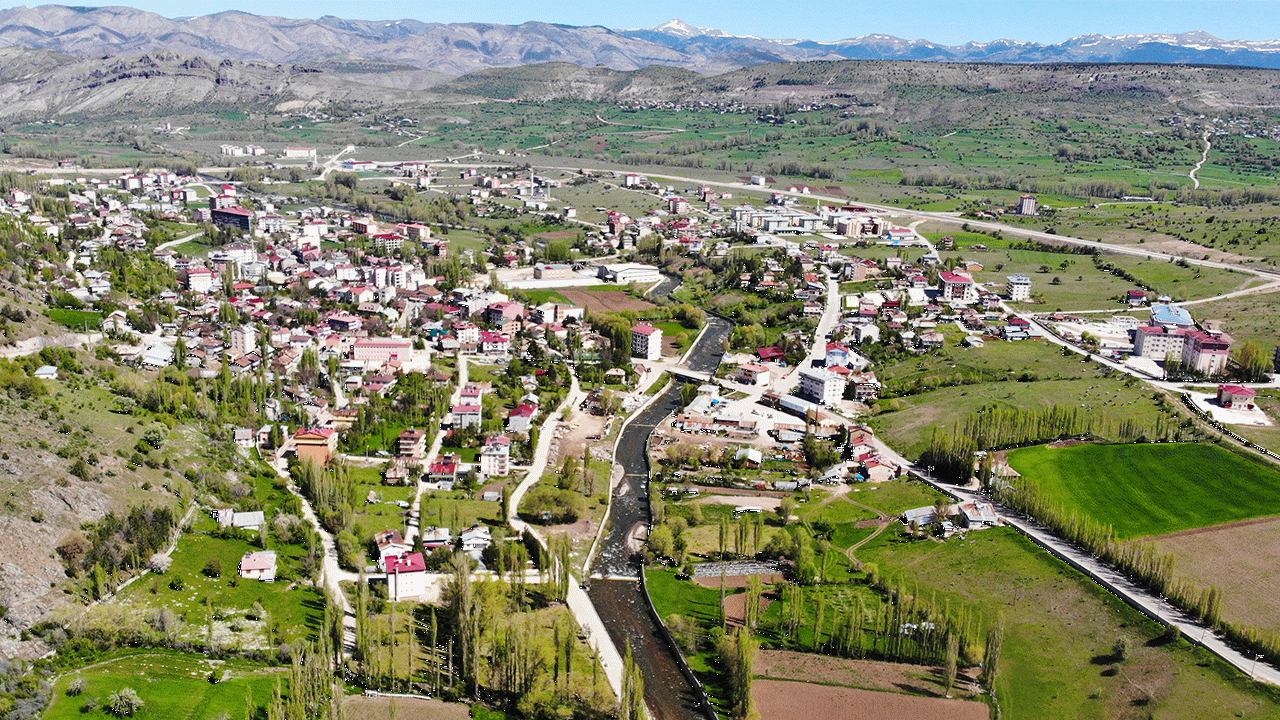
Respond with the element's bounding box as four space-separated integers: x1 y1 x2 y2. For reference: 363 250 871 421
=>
47 652 283 720
1006 442 1280 539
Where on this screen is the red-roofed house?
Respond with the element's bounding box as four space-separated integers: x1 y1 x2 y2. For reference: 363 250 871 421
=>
939 271 977 303
429 454 460 483
398 428 427 459
756 346 785 362
507 404 537 434
385 552 427 600
294 427 336 467
238 550 277 582
1219 385 1257 409
631 324 662 361
452 404 482 428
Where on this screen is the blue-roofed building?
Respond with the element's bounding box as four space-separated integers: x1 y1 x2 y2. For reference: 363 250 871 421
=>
1150 304 1194 330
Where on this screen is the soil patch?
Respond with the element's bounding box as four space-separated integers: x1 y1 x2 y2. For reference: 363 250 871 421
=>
1046 438 1088 449
1148 516 1280 632
757 650 974 697
342 695 471 720
722 591 774 627
559 289 655 314
752 678 988 720
693 494 783 510
693 573 786 589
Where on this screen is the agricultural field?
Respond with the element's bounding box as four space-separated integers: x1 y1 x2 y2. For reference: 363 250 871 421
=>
1150 518 1280 634
870 377 1170 459
1005 443 1280 539
858 527 1280 719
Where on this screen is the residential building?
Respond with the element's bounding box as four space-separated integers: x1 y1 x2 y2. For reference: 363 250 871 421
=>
374 530 412 571
397 428 427 459
294 427 337 466
736 362 770 386
507 404 536 434
480 435 511 477
1006 274 1032 302
238 550 277 581
385 552 427 601
1219 384 1258 409
186 267 214 294
229 324 256 357
1133 326 1184 361
1183 329 1230 376
211 206 254 231
798 367 847 405
452 404 482 428
939 271 977 303
1016 194 1038 216
631 324 663 361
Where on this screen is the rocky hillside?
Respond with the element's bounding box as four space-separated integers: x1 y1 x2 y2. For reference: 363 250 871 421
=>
438 60 1280 117
0 48 420 119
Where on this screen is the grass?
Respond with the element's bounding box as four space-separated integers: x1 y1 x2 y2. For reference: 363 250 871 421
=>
47 308 102 330
1006 442 1280 539
646 567 723 626
518 289 571 305
859 526 1280 719
95 532 323 648
870 377 1167 459
46 651 282 720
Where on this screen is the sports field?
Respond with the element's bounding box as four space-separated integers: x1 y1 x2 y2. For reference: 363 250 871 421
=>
1006 443 1280 539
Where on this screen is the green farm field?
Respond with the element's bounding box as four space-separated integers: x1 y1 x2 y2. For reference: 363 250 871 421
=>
871 377 1168 459
1006 443 1280 539
859 527 1280 719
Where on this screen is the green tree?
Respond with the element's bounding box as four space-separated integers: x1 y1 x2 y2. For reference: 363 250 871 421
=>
1234 340 1271 382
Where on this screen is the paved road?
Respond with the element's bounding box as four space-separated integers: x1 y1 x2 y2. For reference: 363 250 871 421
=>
503 372 628 697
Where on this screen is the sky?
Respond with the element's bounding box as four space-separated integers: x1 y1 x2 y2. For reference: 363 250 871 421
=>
3 0 1278 45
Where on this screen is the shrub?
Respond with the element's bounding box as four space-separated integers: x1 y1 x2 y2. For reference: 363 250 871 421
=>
66 678 86 696
202 558 222 578
106 687 144 717
1112 637 1130 662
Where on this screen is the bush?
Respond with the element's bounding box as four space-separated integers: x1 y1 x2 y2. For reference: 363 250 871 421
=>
106 687 144 717
67 678 86 696
202 558 222 578
1112 637 1130 662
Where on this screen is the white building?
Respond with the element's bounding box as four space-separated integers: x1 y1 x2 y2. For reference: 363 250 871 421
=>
798 367 846 406
352 337 414 365
186 267 214 294
480 435 511 477
385 552 427 601
599 263 662 285
1006 274 1032 302
631 324 663 361
230 324 257 357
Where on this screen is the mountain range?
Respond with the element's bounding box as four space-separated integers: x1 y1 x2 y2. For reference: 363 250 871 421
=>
1 5 1280 75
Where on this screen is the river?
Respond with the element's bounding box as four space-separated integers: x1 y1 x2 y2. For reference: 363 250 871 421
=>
586 308 732 720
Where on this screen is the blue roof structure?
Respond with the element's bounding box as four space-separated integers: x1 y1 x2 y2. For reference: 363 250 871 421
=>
1150 304 1193 328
